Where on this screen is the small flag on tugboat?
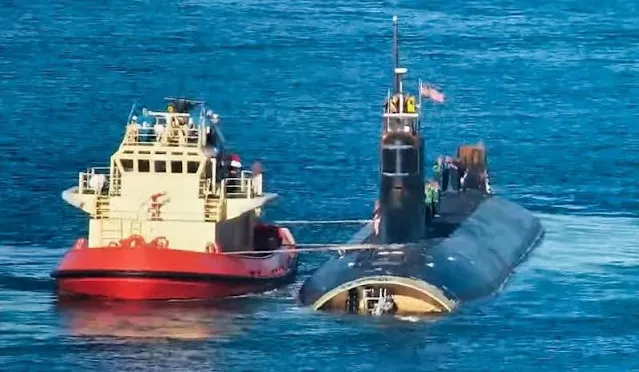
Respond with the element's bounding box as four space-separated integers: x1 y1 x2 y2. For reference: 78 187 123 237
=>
420 83 445 103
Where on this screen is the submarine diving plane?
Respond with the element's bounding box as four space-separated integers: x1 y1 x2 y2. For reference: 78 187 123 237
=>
299 16 545 316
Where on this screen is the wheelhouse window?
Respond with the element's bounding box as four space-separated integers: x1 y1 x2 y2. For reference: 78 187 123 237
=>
154 160 167 173
171 161 183 173
121 159 134 172
187 161 200 174
138 159 150 172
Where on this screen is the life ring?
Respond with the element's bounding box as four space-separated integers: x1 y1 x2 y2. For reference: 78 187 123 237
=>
151 236 169 248
122 234 146 248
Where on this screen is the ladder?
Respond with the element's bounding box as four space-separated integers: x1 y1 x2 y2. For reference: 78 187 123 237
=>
345 288 359 313
110 168 122 196
204 196 221 222
101 219 122 245
130 219 142 236
361 287 392 315
95 195 110 219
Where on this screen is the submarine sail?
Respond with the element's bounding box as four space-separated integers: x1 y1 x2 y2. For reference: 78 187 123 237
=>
298 16 544 316
378 15 425 244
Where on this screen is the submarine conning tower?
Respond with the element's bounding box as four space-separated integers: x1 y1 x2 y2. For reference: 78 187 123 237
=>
378 15 426 244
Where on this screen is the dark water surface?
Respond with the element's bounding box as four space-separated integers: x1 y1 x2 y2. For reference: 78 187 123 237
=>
1 0 638 371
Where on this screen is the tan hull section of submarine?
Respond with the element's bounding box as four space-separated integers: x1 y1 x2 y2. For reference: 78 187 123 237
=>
310 276 458 315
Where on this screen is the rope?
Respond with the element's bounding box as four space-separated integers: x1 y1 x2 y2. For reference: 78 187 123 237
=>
273 219 372 225
219 243 400 256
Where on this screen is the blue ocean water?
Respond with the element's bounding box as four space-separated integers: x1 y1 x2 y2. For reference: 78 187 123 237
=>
1 0 638 370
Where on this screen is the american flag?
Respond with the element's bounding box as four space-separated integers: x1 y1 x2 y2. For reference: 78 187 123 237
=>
420 84 445 103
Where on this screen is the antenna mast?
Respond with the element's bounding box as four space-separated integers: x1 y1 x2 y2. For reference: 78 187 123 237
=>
392 16 400 93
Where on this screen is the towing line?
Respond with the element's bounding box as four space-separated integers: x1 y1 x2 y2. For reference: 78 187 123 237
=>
220 243 404 256
273 219 372 225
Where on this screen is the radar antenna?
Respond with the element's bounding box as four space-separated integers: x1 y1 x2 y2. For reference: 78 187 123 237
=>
393 16 399 93
163 97 205 114
391 16 404 94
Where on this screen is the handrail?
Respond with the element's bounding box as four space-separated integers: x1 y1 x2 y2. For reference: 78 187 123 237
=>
198 177 214 198
78 168 112 196
198 169 263 202
107 209 214 222
222 174 260 198
218 179 227 220
253 173 263 196
122 123 208 148
383 115 418 135
418 79 423 113
147 111 192 117
88 166 110 173
383 113 419 118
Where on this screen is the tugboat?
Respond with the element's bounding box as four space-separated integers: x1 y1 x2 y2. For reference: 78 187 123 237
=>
52 98 298 300
299 17 544 316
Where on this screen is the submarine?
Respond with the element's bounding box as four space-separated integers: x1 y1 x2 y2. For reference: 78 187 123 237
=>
298 16 545 316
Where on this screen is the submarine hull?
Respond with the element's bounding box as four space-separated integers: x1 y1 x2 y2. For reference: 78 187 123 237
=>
299 190 544 315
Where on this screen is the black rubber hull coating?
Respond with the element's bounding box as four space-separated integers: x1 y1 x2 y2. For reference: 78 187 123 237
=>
379 175 425 243
298 190 544 312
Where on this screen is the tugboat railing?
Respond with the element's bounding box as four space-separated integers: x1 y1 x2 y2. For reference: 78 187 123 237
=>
78 167 112 196
199 178 214 198
217 178 227 221
122 124 205 148
107 209 216 222
79 165 263 203
223 177 252 198
252 172 263 196
216 170 262 199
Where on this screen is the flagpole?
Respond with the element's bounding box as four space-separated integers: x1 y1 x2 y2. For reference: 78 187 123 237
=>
418 80 423 113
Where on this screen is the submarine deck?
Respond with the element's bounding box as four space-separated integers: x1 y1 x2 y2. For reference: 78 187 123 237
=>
365 189 490 245
299 189 544 315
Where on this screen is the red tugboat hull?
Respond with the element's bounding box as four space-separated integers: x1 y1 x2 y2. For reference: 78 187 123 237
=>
51 228 298 301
